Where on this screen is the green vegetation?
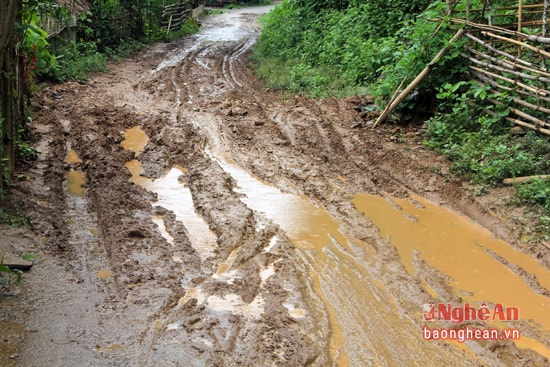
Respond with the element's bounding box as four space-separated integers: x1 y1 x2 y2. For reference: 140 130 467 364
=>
0 208 32 228
2 1 202 197
253 0 550 234
252 0 446 98
0 261 22 291
29 1 201 82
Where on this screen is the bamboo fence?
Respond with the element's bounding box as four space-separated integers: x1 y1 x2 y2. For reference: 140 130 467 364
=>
376 1 550 137
161 1 193 33
457 1 550 136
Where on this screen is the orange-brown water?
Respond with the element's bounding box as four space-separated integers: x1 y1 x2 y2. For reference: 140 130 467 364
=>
120 126 149 155
66 170 85 197
209 152 480 366
353 193 550 359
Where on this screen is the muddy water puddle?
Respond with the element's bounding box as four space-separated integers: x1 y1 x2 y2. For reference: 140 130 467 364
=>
206 150 474 366
66 170 85 197
65 149 86 197
122 127 217 260
65 149 82 164
353 193 550 357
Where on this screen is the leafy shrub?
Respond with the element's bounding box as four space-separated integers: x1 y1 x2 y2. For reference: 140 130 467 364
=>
447 134 538 185
426 82 550 187
516 178 550 213
56 42 107 82
253 0 463 98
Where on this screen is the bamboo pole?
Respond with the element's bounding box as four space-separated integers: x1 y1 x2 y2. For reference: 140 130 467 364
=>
449 18 550 45
479 72 550 102
512 95 550 114
482 31 550 58
373 28 465 128
465 33 540 69
518 0 523 57
466 46 550 77
463 53 550 83
505 116 550 135
545 0 549 38
503 175 550 184
509 106 550 127
469 65 550 96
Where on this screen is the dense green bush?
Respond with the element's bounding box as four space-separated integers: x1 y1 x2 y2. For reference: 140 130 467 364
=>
426 82 550 187
516 178 550 214
26 0 202 82
253 0 461 98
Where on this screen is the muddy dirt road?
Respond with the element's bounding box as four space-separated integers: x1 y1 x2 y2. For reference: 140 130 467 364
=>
1 6 550 366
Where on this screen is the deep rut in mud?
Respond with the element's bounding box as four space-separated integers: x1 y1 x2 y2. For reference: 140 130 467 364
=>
1 6 549 367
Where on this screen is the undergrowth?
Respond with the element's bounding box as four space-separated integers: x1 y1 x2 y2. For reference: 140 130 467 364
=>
425 82 550 236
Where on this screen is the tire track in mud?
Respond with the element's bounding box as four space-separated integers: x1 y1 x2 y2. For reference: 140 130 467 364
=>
158 18 478 366
180 16 550 365
14 7 550 367
222 37 255 89
128 118 325 366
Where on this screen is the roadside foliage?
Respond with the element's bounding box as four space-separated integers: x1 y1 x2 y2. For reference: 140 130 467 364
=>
1 0 200 200
253 0 550 234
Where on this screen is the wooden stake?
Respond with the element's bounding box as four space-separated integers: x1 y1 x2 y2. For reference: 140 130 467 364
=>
503 175 550 184
518 0 523 57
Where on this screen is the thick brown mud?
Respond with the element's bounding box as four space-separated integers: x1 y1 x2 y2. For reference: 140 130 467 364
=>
1 5 549 367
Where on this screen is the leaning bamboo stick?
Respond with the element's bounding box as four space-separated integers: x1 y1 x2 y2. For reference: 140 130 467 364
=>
470 70 550 103
485 102 550 136
466 46 550 77
473 70 550 103
505 116 550 135
512 96 550 114
469 65 550 96
463 53 550 83
373 28 465 127
508 106 550 128
485 97 550 128
482 31 550 58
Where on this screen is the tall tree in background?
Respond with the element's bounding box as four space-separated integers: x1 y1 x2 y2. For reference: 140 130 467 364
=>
0 0 23 196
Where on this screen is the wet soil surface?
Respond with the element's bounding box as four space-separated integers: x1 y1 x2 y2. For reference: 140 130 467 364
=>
1 6 549 366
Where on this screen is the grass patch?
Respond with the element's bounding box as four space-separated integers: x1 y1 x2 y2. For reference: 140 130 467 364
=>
56 42 107 82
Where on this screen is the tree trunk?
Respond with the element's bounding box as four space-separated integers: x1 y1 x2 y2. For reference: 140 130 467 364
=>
0 0 21 196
